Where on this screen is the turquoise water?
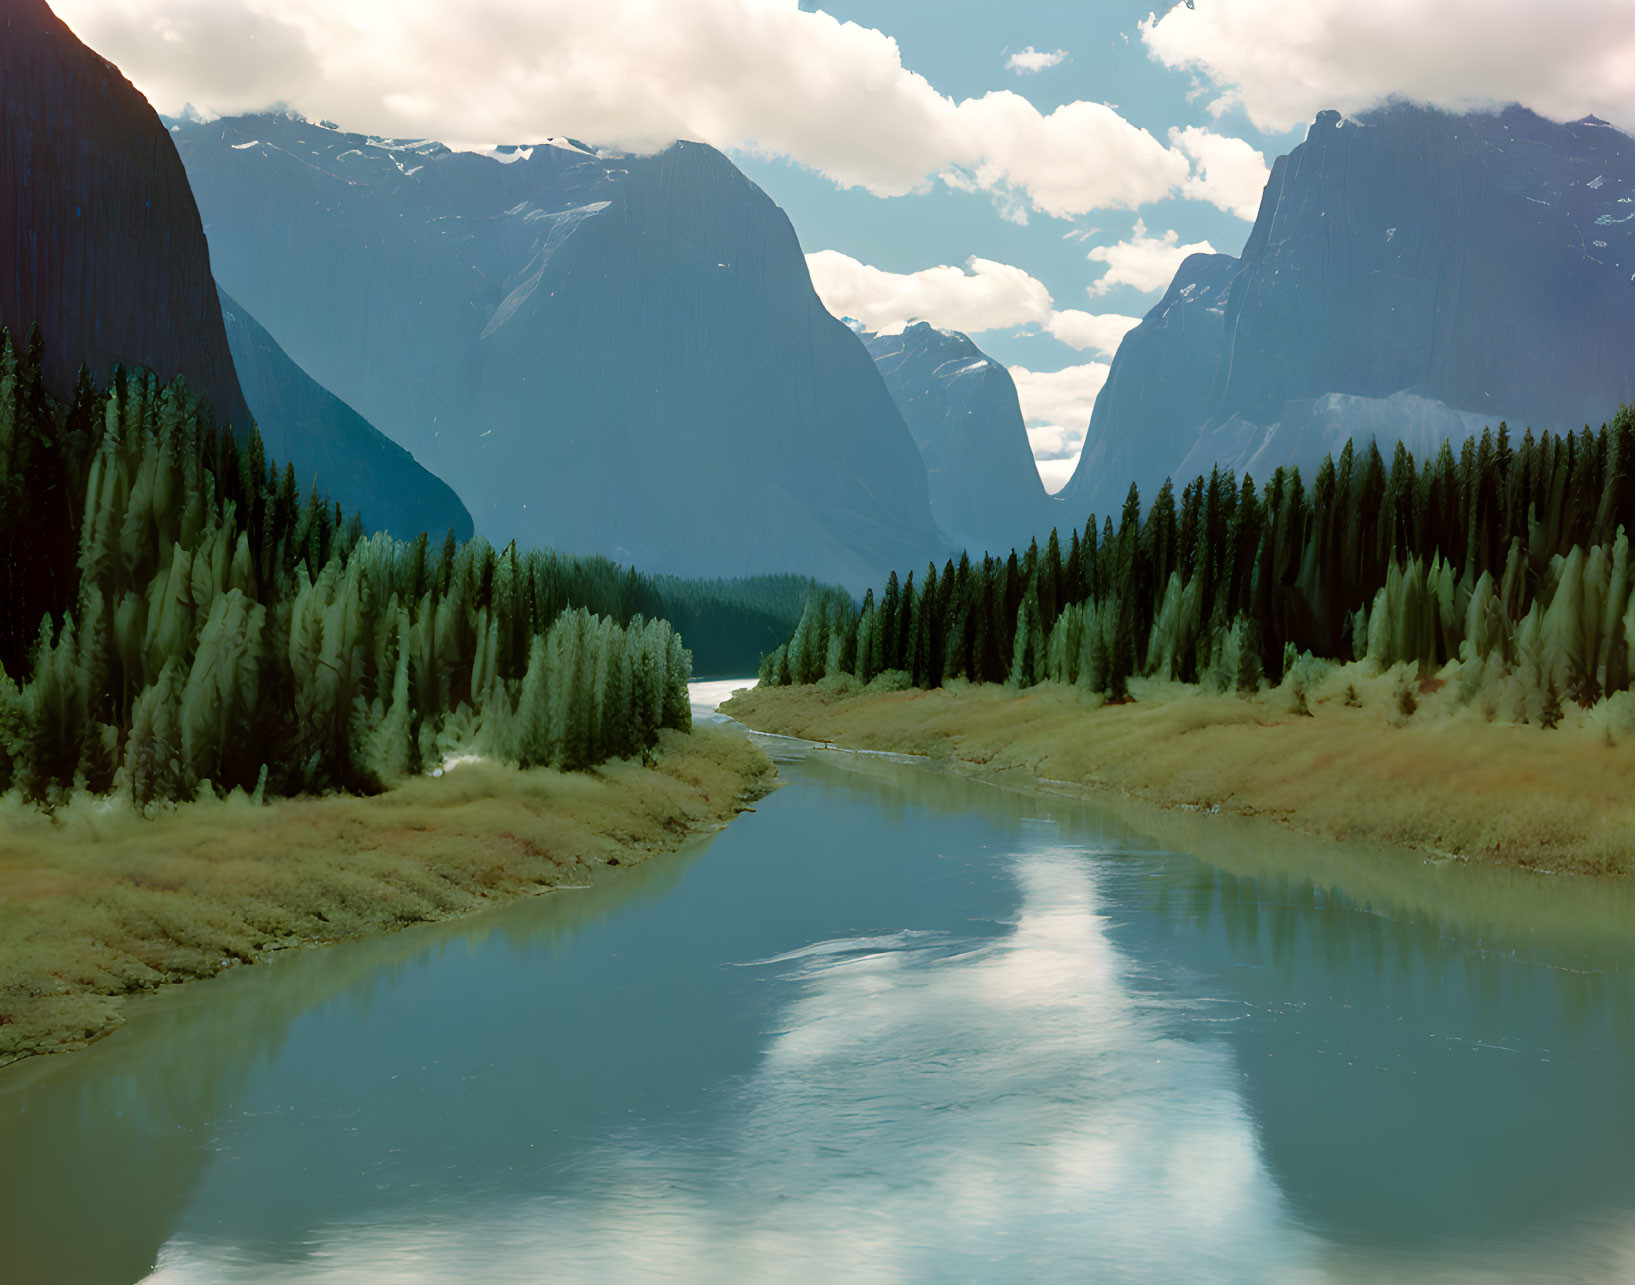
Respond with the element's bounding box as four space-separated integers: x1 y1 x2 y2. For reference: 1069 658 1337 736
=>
4 686 1635 1282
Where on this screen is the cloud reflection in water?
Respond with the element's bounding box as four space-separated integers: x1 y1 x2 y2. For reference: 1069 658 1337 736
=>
150 846 1320 1281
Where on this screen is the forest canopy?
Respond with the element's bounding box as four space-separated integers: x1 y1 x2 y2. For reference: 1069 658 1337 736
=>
761 406 1635 729
0 325 802 808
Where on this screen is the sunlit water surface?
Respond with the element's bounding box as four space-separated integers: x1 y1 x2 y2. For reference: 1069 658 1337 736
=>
4 680 1635 1282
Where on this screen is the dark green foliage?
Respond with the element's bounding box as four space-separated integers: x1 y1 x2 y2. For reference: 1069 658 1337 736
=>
647 573 832 676
0 334 703 807
1540 678 1563 730
759 409 1635 717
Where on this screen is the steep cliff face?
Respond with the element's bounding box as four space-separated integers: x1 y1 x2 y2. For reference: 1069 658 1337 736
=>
218 288 472 541
1061 105 1635 519
1065 253 1237 518
0 0 246 422
863 322 1057 555
1 0 465 540
175 115 946 589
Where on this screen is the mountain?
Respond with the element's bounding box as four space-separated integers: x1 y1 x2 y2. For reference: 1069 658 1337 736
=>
172 114 946 589
1060 104 1635 519
218 286 472 540
0 0 246 421
862 322 1058 555
1 0 466 540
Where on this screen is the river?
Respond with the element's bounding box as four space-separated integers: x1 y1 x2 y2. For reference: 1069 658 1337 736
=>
3 680 1635 1282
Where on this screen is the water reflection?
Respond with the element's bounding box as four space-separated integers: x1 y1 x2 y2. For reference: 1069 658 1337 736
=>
0 842 714 1285
2 733 1634 1283
149 845 1318 1281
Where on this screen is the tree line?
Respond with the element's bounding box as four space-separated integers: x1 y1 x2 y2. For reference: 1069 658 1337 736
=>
762 406 1635 721
0 326 719 807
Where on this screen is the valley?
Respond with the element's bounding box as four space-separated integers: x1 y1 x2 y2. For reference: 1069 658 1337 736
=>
5 0 1635 1278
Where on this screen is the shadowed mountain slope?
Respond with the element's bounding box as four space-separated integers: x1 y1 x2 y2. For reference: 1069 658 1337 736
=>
219 286 472 540
863 322 1058 555
175 115 946 589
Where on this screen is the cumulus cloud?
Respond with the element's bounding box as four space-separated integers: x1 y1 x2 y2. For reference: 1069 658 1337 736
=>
1010 362 1109 431
1168 126 1268 221
1009 360 1110 489
52 0 1235 219
1088 219 1216 296
1045 310 1142 358
1034 455 1080 495
1006 47 1070 74
807 252 1143 358
806 252 1054 335
1142 0 1635 135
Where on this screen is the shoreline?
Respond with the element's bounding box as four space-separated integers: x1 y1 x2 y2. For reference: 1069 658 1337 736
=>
721 677 1635 880
0 726 776 1069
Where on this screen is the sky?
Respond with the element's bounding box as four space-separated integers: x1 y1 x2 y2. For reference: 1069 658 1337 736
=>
52 0 1635 492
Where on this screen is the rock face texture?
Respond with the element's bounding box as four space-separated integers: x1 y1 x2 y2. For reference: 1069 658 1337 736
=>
175 115 946 589
863 322 1058 555
1 0 464 538
0 0 246 422
1060 105 1635 520
218 287 473 540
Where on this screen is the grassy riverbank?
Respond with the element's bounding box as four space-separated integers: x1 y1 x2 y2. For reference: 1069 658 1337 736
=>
723 672 1635 878
0 727 775 1068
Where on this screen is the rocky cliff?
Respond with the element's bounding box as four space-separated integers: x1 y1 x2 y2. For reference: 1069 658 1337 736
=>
863 322 1057 555
1060 105 1635 519
175 115 946 589
2 0 466 539
0 0 246 421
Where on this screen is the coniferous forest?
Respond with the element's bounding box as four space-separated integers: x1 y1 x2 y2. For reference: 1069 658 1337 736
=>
762 405 1635 725
0 325 809 808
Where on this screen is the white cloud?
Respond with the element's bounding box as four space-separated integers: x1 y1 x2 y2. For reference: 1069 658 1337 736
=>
1045 310 1142 358
1028 422 1084 463
1141 0 1635 135
807 252 1144 359
1168 126 1268 221
1006 47 1070 74
1088 219 1216 296
1034 455 1080 495
53 0 1208 219
1009 362 1109 435
806 251 1053 335
1013 362 1112 494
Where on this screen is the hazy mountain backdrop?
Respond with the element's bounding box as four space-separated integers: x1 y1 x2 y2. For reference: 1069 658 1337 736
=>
174 115 947 589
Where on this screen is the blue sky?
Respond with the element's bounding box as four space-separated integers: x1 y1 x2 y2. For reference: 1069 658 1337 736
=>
55 0 1635 488
741 0 1292 362
727 0 1301 484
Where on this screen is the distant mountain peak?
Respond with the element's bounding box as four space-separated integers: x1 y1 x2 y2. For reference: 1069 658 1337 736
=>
862 322 1057 555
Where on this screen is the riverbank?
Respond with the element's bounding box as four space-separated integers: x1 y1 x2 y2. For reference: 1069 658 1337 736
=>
722 676 1635 878
0 726 775 1068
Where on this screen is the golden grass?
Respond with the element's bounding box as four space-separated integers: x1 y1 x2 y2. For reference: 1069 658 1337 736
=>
0 727 775 1067
723 669 1635 879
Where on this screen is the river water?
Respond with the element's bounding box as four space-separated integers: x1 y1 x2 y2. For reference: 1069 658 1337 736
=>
4 681 1635 1283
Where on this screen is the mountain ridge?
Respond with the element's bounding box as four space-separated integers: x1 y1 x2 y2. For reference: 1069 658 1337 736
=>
1061 103 1635 518
174 113 948 590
